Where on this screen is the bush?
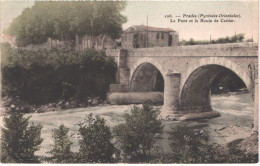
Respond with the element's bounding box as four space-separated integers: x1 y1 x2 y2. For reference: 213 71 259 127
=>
1 42 12 66
224 139 258 163
2 48 117 104
179 33 245 46
168 126 220 163
114 104 163 160
78 114 116 163
151 126 258 163
0 110 43 163
49 124 75 163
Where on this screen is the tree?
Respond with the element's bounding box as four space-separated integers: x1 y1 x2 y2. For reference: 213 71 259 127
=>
1 110 43 163
4 1 127 48
223 139 258 163
49 124 74 163
168 126 219 163
114 104 163 159
179 33 245 46
90 1 127 48
151 126 258 163
78 114 116 163
2 48 117 105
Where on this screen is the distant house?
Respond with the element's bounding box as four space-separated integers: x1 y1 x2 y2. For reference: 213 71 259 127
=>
1 34 16 47
75 35 117 50
121 25 179 49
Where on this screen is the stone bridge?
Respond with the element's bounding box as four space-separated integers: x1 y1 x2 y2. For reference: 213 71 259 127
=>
106 43 258 121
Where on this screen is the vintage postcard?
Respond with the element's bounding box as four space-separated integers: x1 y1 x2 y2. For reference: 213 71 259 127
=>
0 0 258 164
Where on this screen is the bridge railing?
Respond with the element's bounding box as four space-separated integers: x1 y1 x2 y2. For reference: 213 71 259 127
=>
106 42 258 57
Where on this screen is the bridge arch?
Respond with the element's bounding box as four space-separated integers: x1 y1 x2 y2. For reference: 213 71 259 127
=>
130 57 165 82
130 62 164 92
179 57 251 111
181 57 251 92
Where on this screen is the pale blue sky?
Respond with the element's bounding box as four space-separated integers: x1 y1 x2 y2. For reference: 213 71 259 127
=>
1 1 258 41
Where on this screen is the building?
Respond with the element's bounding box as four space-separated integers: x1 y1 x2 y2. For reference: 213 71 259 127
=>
1 34 16 48
121 25 179 49
75 35 117 50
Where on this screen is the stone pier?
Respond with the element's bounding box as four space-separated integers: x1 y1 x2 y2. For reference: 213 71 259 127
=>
161 71 180 119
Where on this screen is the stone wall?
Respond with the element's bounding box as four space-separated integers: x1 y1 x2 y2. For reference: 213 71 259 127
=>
107 92 163 105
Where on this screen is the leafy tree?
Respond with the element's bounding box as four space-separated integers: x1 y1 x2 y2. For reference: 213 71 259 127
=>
114 104 163 159
168 126 219 163
4 1 127 48
0 110 43 163
180 33 245 46
151 126 258 164
223 139 258 163
49 124 74 163
78 114 116 163
2 48 117 105
0 42 12 66
90 1 127 48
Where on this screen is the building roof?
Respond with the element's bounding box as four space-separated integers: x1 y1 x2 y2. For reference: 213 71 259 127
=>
124 25 176 33
1 34 15 40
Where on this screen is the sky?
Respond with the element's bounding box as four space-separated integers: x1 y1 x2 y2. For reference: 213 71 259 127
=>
0 0 258 41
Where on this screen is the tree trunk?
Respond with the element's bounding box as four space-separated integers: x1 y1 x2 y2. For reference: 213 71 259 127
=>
90 35 94 48
75 34 79 51
101 35 107 49
50 38 52 50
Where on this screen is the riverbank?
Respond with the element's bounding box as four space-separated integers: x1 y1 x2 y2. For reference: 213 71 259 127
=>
1 91 250 116
1 96 107 115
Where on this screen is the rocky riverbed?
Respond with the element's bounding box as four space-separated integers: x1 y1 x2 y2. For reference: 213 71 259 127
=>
1 96 106 115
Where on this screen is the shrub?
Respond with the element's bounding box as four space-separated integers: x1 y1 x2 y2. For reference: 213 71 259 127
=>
0 42 12 66
2 48 117 104
49 124 75 163
224 139 258 163
113 104 163 160
0 110 43 163
78 114 116 163
168 125 220 163
151 126 258 163
179 33 245 46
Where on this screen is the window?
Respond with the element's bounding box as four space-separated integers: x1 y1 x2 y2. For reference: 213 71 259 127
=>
156 33 159 39
161 33 164 39
125 35 127 41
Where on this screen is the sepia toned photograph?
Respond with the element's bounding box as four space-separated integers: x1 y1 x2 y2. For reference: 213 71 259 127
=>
0 0 258 164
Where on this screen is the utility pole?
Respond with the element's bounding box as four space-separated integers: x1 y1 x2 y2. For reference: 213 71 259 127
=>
210 34 211 44
235 30 237 42
147 12 148 48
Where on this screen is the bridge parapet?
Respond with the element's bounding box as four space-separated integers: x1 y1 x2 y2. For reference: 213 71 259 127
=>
121 42 258 57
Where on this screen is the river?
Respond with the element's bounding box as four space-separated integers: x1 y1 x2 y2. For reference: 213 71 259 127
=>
2 92 255 157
